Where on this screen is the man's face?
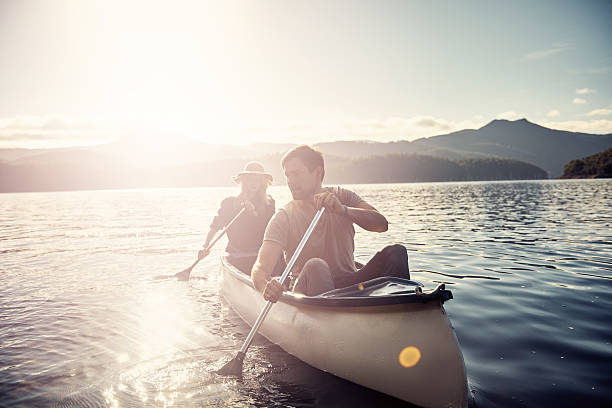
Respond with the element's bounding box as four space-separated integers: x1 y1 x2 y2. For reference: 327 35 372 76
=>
283 157 321 200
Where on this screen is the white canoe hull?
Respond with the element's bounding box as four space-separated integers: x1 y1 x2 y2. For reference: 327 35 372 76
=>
220 257 468 408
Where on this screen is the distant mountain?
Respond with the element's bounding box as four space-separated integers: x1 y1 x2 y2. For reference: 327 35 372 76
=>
560 147 612 179
0 147 71 163
1 118 610 192
414 119 612 177
314 119 612 177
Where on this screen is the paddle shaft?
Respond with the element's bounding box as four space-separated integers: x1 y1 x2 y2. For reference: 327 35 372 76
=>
238 207 325 354
205 207 247 253
179 207 247 278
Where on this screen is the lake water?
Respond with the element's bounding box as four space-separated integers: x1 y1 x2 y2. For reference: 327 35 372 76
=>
1 180 611 407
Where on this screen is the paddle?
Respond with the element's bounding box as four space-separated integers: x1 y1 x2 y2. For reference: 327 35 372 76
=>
174 207 247 281
217 207 326 377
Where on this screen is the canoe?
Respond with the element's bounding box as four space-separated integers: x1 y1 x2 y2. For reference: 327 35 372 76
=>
219 256 468 408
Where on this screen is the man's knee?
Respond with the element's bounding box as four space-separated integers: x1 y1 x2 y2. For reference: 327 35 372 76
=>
381 244 410 277
302 258 330 277
382 244 408 263
295 258 333 296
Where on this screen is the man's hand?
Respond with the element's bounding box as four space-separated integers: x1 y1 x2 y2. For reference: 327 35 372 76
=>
263 278 284 303
314 191 343 215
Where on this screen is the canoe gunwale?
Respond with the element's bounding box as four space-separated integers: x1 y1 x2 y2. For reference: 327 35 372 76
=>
221 256 453 308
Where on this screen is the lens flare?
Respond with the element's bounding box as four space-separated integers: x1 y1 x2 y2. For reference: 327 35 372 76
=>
398 346 421 368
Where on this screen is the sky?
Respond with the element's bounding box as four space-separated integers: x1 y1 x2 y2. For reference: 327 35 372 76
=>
0 0 611 148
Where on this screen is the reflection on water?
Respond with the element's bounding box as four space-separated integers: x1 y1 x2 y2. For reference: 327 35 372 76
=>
1 180 611 407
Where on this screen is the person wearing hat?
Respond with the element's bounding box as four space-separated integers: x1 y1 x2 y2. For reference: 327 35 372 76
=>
198 161 277 274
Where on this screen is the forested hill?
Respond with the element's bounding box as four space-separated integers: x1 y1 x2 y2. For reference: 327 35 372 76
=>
315 119 612 177
560 148 612 179
325 154 547 183
0 152 547 193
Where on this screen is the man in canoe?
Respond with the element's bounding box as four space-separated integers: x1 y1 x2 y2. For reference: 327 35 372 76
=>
252 145 410 302
199 161 277 274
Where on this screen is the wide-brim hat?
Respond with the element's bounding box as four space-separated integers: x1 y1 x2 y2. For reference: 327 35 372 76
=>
233 161 273 183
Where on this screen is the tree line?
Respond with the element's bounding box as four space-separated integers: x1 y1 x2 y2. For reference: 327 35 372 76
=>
324 154 547 184
561 147 612 179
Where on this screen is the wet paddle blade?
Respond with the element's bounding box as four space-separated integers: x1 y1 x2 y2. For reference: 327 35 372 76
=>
216 351 245 377
174 258 201 281
174 266 193 281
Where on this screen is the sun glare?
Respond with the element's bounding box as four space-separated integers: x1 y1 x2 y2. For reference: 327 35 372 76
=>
133 292 192 361
73 1 252 146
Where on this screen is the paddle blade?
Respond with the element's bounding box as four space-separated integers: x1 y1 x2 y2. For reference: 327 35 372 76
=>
174 266 193 281
216 351 245 377
174 257 203 281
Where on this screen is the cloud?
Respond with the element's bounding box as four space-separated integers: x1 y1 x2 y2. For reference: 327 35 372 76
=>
1 115 102 131
523 43 571 60
357 116 485 139
412 117 452 130
0 115 121 148
240 116 489 144
573 98 587 105
0 132 75 142
542 119 612 135
576 88 596 95
547 110 561 118
496 111 526 120
586 106 612 116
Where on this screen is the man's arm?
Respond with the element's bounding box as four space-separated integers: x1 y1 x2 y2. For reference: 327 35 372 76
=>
315 192 388 232
349 201 388 232
252 240 285 302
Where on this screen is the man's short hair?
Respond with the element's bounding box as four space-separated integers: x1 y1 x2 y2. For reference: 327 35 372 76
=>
281 145 325 181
